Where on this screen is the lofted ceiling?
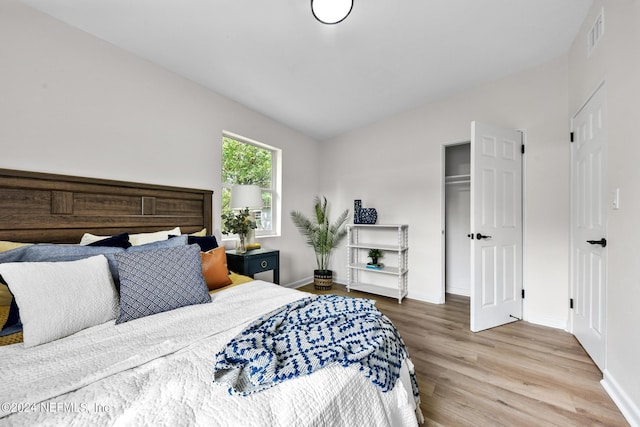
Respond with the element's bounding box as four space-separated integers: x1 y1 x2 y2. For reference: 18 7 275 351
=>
22 0 593 140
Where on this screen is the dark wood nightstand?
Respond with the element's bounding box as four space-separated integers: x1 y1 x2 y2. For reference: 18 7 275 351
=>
226 248 280 284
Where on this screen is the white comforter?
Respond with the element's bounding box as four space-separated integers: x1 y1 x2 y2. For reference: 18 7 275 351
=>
0 281 419 426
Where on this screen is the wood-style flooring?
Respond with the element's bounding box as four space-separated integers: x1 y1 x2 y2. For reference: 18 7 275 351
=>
299 283 628 427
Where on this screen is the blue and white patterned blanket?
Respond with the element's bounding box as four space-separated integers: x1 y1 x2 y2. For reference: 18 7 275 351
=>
213 294 419 398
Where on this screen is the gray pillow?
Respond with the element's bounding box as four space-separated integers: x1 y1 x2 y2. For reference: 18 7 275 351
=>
115 244 210 324
0 244 124 280
0 235 188 282
126 234 187 253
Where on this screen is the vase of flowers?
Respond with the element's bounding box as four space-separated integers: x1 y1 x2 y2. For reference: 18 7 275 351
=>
222 207 257 254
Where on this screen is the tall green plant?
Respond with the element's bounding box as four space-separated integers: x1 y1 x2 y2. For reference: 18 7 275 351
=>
291 196 349 272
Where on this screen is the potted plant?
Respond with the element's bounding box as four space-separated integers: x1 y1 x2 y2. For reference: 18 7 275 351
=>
291 196 349 290
367 248 384 266
222 207 256 253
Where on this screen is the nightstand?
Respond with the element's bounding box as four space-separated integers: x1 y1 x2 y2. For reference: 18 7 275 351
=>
226 248 280 284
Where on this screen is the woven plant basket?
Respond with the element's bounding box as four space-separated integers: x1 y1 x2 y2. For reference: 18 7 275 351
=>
313 269 333 290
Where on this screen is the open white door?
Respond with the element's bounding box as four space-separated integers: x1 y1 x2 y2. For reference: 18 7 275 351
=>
570 83 607 371
470 122 523 332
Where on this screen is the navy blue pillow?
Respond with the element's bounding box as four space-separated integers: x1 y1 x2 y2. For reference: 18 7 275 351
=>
169 234 218 252
188 235 218 251
0 292 21 335
88 233 131 248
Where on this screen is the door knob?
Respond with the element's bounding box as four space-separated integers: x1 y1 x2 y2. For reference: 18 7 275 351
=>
476 233 492 240
587 238 607 247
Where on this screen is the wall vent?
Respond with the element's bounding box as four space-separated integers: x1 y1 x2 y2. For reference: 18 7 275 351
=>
587 8 604 56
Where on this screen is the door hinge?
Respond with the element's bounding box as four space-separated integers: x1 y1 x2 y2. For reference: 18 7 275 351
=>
570 298 574 309
521 289 525 299
521 145 525 154
570 132 575 142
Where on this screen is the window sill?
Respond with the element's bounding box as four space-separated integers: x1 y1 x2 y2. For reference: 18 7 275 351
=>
221 233 279 243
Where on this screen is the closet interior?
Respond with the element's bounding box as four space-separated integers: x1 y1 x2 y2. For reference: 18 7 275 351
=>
444 143 471 297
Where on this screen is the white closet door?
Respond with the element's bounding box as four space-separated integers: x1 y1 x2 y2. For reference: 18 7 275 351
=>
570 83 607 371
470 121 523 332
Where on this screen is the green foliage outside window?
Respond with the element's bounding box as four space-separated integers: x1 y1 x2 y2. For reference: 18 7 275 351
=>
222 136 273 233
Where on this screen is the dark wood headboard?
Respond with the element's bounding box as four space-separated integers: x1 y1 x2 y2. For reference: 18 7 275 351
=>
0 169 213 244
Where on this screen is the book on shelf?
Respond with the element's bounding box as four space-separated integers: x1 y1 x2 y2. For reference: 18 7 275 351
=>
366 263 384 270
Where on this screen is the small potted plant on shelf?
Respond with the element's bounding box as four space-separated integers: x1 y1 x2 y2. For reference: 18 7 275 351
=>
367 248 384 269
291 196 349 290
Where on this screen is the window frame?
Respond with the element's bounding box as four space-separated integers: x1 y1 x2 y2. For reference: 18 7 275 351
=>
221 131 281 239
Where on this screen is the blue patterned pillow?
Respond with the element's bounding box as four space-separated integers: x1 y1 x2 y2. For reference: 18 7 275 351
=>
114 244 211 324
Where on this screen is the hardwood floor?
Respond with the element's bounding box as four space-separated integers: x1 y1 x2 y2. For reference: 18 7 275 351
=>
298 283 628 427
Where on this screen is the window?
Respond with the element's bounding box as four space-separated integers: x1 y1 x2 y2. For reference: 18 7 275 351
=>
221 132 280 237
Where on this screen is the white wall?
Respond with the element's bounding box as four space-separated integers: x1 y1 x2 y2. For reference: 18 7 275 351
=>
321 55 570 328
0 0 319 285
568 2 640 424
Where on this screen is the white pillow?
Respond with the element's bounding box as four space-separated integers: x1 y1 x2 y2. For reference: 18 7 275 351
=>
79 233 106 245
0 255 119 347
129 227 181 246
79 227 181 246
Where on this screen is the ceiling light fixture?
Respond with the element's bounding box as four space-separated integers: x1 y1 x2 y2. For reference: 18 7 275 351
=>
311 0 353 25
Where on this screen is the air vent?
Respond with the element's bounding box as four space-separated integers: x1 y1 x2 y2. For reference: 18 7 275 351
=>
587 9 604 56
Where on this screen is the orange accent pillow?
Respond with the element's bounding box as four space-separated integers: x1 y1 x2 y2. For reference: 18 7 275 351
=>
200 247 232 290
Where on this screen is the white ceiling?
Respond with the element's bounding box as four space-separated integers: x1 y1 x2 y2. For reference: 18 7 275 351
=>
22 0 593 141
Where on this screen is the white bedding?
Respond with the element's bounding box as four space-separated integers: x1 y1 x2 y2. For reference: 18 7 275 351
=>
0 281 419 426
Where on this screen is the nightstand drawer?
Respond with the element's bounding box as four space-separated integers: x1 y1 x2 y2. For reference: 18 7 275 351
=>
248 254 277 273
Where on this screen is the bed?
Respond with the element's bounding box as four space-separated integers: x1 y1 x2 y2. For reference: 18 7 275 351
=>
0 169 421 426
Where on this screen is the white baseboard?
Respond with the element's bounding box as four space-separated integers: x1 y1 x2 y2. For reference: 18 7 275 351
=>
445 286 470 297
288 276 348 289
602 370 640 427
407 291 444 304
302 277 445 304
286 276 313 289
524 314 567 330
